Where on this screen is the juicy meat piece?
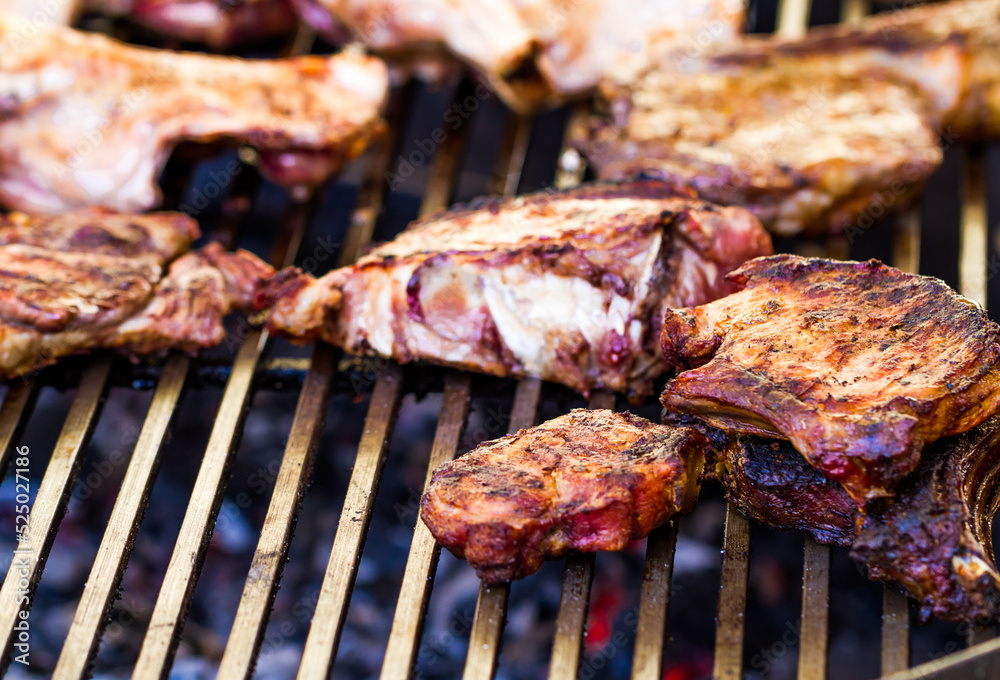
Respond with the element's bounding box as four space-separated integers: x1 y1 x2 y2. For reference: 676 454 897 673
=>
699 414 1000 623
420 409 706 582
0 209 273 379
259 180 772 398
854 415 1000 623
83 0 299 50
577 0 1000 235
292 0 743 112
0 21 388 213
660 255 1000 504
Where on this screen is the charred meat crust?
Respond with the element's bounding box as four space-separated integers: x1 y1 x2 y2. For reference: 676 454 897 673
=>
853 415 1000 624
713 435 857 547
260 180 772 398
420 409 706 583
691 413 1000 623
660 255 1000 504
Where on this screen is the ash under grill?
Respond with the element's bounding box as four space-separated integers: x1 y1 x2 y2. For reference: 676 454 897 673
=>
2 1 1000 679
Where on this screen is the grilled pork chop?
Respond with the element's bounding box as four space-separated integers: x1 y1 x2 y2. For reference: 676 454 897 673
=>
0 21 387 214
578 0 1000 235
82 0 299 49
660 255 1000 504
260 181 772 398
291 0 743 112
421 409 706 582
700 416 1000 623
0 208 272 378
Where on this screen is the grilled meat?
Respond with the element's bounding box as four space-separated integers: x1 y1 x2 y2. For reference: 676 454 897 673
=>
0 208 272 378
0 21 388 214
259 180 772 398
291 0 743 112
577 0 1000 235
82 0 299 50
704 430 857 547
660 255 1000 504
698 414 1000 623
854 415 1000 623
420 409 706 582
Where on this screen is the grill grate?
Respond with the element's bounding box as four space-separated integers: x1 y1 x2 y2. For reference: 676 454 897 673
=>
0 1 998 678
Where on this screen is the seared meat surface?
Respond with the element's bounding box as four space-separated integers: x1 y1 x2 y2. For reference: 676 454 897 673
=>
420 409 706 582
854 415 1000 623
698 414 1000 623
0 209 272 378
260 181 772 398
702 429 857 547
578 0 1000 235
0 21 387 213
292 0 743 112
83 0 299 49
660 255 1000 504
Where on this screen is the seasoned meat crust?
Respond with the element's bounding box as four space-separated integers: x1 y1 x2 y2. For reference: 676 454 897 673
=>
420 409 706 583
260 180 772 398
577 0 1000 235
292 0 743 112
0 20 388 213
660 255 1000 504
0 209 273 378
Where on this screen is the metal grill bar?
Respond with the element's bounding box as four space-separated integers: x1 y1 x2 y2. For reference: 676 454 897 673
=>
295 362 403 678
380 374 471 680
960 146 996 648
841 0 867 24
0 356 112 671
777 0 809 38
798 539 831 680
548 391 615 680
712 506 751 680
961 146 988 308
0 381 36 481
882 587 911 675
133 331 266 678
463 377 543 680
216 345 335 680
54 355 189 679
630 521 679 680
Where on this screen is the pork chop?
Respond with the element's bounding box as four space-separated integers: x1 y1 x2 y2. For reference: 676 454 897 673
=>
660 255 1000 503
421 408 706 582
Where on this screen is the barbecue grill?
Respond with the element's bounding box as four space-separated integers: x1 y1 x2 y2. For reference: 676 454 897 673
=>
1 0 998 678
